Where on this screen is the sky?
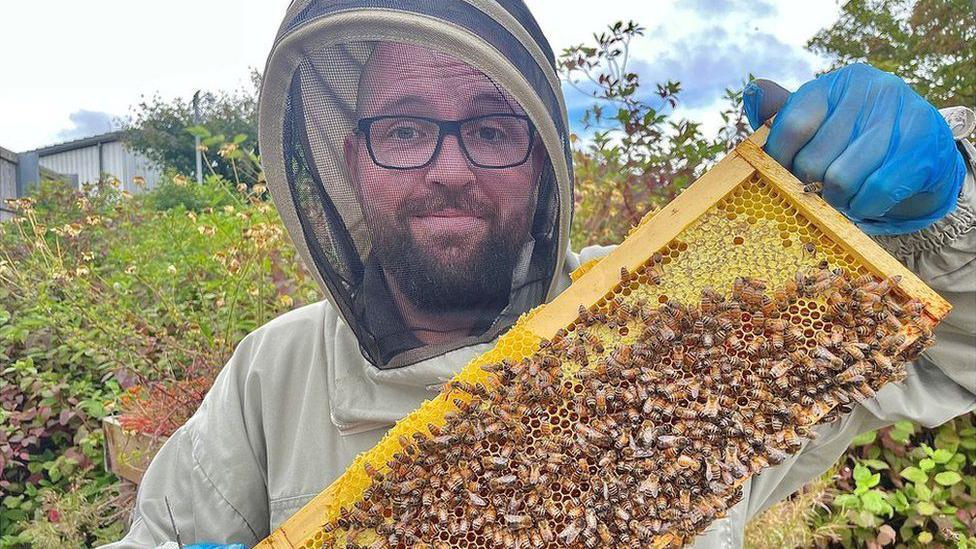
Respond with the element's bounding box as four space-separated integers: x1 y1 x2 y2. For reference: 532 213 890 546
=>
0 0 841 152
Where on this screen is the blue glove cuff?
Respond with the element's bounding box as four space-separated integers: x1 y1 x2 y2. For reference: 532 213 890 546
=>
743 81 764 131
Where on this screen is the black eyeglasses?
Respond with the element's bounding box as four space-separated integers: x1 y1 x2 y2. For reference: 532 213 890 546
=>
355 114 536 170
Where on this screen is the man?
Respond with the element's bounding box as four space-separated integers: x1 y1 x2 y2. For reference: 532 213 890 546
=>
104 1 975 547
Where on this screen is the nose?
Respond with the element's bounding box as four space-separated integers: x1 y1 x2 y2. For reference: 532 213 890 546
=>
425 134 476 188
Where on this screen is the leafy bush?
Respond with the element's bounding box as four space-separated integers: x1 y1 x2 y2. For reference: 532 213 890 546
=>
0 172 319 545
560 21 750 247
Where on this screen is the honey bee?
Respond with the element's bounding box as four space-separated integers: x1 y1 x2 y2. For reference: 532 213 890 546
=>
905 299 924 316
538 520 555 543
744 336 766 355
488 474 518 491
558 522 583 545
702 395 719 417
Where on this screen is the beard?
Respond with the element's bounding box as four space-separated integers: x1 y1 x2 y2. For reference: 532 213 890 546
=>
369 187 530 314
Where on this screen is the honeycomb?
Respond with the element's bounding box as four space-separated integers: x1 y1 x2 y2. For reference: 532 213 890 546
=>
258 137 949 549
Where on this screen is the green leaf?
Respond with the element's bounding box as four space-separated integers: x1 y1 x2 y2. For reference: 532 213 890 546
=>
894 420 915 434
934 471 962 486
901 466 928 484
891 490 910 512
852 430 877 446
834 493 860 508
853 463 871 483
860 490 890 516
931 448 953 464
861 458 890 470
186 125 211 139
915 482 932 501
232 133 248 145
916 501 937 515
919 458 936 471
866 472 881 488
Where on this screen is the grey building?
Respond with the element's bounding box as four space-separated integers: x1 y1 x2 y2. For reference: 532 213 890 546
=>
1 146 18 221
28 131 163 192
1 132 163 221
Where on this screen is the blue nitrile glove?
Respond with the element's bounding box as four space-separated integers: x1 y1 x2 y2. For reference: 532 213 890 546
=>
184 544 247 549
743 63 967 235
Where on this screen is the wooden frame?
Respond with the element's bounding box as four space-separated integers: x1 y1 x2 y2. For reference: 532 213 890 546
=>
256 126 951 548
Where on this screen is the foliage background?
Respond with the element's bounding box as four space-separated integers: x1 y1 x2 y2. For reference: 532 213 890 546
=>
2 0 974 546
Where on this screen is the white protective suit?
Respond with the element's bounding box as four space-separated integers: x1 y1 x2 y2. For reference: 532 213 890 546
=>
102 1 976 547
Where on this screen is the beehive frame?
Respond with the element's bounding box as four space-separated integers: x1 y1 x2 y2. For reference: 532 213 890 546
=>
257 125 950 548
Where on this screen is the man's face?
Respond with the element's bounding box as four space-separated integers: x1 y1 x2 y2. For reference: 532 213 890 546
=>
345 42 545 313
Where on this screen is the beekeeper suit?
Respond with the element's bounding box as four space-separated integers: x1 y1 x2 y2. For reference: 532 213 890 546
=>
103 1 976 548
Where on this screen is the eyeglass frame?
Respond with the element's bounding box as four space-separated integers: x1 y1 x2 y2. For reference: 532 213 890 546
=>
354 114 537 171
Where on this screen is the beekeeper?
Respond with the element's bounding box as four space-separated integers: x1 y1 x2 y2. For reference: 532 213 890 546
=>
103 1 975 547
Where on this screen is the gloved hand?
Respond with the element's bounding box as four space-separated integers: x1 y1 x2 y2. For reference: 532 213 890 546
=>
184 544 247 549
743 63 967 235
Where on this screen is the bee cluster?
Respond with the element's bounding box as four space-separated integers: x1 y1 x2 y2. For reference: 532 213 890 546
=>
323 264 933 549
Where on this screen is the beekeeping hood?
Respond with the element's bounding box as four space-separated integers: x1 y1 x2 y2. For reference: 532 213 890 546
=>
259 0 572 369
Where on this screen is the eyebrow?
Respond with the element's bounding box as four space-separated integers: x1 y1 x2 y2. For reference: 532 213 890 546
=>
369 95 430 116
368 92 524 118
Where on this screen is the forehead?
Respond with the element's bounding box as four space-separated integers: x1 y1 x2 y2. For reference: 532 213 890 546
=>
359 42 524 117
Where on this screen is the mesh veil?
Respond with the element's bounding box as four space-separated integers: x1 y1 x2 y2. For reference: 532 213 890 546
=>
260 2 572 368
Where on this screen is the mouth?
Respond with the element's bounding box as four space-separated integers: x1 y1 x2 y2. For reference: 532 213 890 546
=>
410 209 487 237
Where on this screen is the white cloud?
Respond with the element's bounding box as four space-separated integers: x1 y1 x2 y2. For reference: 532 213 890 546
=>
0 0 840 152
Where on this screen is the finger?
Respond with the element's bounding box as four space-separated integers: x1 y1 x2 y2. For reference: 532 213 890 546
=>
821 124 891 209
885 190 947 219
790 73 883 184
791 111 857 185
848 149 929 220
743 79 792 130
764 80 830 170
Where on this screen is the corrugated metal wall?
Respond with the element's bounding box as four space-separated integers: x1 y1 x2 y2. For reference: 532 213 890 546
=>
38 141 162 192
1 154 17 222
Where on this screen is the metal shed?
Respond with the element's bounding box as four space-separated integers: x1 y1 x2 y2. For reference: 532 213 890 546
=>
1 146 18 221
28 131 163 193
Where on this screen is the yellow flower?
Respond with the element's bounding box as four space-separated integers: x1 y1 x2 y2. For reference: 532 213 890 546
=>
63 223 82 237
223 205 235 213
173 174 189 187
125 265 137 275
196 144 209 153
247 287 260 297
278 294 294 308
167 264 178 275
186 211 197 222
218 143 238 158
133 176 147 188
75 266 90 276
252 184 267 195
85 215 101 226
236 183 247 193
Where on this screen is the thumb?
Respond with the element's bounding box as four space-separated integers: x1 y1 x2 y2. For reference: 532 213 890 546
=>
743 78 792 130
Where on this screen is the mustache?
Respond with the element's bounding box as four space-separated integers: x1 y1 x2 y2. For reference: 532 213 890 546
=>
397 189 495 219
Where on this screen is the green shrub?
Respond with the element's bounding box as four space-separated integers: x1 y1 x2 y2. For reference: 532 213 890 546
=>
145 172 235 212
0 174 319 545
